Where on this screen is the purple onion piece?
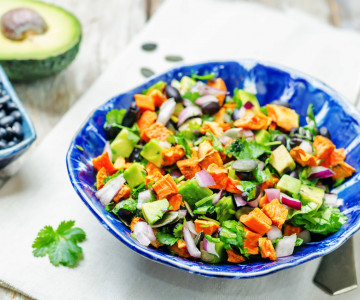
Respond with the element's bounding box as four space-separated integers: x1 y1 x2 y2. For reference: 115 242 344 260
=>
280 193 301 210
234 194 247 207
203 238 219 257
177 106 202 127
183 223 201 258
212 189 224 205
243 101 254 109
265 188 280 203
195 169 215 187
308 166 334 179
194 95 218 106
197 85 229 96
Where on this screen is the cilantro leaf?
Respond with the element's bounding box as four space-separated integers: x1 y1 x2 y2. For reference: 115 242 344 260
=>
182 91 201 103
156 232 179 246
236 181 258 200
227 138 270 160
112 198 137 215
173 220 185 238
206 131 224 152
202 114 215 121
219 220 249 258
253 168 271 184
191 73 216 80
168 133 192 158
32 221 86 267
304 104 318 136
272 236 303 247
103 170 124 186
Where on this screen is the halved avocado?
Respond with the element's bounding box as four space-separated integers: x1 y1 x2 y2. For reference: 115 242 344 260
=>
0 0 81 82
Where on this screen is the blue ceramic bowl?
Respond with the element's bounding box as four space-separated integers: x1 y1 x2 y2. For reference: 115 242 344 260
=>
0 66 36 170
66 60 360 278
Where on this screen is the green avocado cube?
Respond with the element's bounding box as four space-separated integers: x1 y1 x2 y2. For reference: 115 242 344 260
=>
255 129 271 144
111 128 140 160
142 199 169 225
123 163 146 188
300 185 325 209
270 145 296 175
277 175 301 195
140 139 165 167
178 179 213 208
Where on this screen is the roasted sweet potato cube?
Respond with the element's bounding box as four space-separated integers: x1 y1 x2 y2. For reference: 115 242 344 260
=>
262 199 288 229
142 122 172 143
332 161 355 180
226 249 246 263
240 207 272 235
152 174 178 199
244 227 262 255
169 239 190 258
266 104 299 132
168 194 183 211
290 146 317 167
177 157 201 179
233 110 272 130
200 121 224 137
113 185 131 203
207 163 229 189
313 135 335 160
259 237 277 261
162 145 185 166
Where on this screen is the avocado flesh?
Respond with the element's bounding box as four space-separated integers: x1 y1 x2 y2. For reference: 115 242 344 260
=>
255 129 271 144
277 175 301 195
300 185 324 210
140 139 165 168
270 145 296 175
0 0 81 81
142 199 169 225
178 179 213 208
111 128 139 160
123 163 146 188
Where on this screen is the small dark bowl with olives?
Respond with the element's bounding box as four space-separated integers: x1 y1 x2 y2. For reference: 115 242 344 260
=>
0 66 36 170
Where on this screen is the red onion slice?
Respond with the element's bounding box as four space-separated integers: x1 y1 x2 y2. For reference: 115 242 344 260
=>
212 189 224 205
157 98 176 125
137 190 153 210
242 129 255 140
265 188 280 203
186 221 198 236
95 174 125 206
234 194 247 207
248 193 261 208
299 140 313 154
194 95 218 106
243 101 254 110
308 166 334 179
280 193 301 210
298 230 311 244
203 238 219 257
183 222 201 258
275 234 297 257
183 98 195 107
133 221 156 246
197 85 229 96
178 209 187 218
267 225 283 241
195 169 216 187
177 106 202 127
103 141 112 161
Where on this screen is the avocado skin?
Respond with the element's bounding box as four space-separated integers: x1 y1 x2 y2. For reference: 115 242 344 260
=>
0 39 81 82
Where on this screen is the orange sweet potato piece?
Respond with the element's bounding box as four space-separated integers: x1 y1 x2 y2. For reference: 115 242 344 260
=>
226 249 246 263
146 161 165 176
262 199 288 229
113 185 131 203
259 175 279 192
240 207 272 235
169 239 190 258
290 146 317 167
259 194 270 208
259 237 277 261
96 167 107 190
313 135 335 160
162 145 185 166
207 78 227 106
149 89 166 107
114 156 126 170
92 152 118 175
152 174 178 199
168 194 183 211
200 121 224 137
233 110 272 130
321 148 345 168
214 107 231 132
225 177 242 193
137 110 157 138
269 122 277 131
177 157 202 179
266 104 299 132
145 172 163 189
207 163 229 189
284 225 302 236
134 94 155 112
198 140 223 169
244 227 262 255
130 217 145 232
194 220 220 235
142 122 172 143
332 161 355 180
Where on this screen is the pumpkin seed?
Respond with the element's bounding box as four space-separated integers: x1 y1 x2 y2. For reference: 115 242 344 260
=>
141 67 155 78
151 211 180 228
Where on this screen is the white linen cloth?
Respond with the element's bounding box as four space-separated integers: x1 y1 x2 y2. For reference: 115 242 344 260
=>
0 0 360 299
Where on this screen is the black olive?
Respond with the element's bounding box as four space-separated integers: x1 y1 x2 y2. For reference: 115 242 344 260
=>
130 147 142 162
241 192 248 201
270 100 291 108
164 85 182 103
122 102 140 127
290 127 299 135
289 137 304 148
289 170 299 179
254 186 261 200
231 108 241 121
10 110 22 123
274 135 286 146
201 101 220 115
104 123 121 140
283 167 292 174
0 139 7 150
319 126 331 139
236 172 251 181
0 115 15 127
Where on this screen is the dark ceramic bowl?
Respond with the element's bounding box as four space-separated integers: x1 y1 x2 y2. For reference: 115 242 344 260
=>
66 60 360 278
0 66 36 170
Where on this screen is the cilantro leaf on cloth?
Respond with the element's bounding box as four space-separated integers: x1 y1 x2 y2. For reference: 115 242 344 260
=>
155 232 179 246
32 220 86 267
227 138 270 160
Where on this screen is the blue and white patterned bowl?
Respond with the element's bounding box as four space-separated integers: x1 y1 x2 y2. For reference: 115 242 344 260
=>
66 60 360 278
0 66 36 170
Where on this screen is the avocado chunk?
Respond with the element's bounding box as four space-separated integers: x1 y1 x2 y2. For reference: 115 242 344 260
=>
111 128 140 160
200 236 226 264
234 89 260 110
0 0 81 82
228 167 237 179
178 179 213 208
300 185 324 209
255 130 271 144
215 196 235 223
123 163 146 188
142 199 169 225
140 139 165 167
277 175 301 195
270 145 296 175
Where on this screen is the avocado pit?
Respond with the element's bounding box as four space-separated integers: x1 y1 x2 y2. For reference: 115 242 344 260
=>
1 7 47 41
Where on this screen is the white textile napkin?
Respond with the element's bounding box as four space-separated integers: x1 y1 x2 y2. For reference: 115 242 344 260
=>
0 0 360 299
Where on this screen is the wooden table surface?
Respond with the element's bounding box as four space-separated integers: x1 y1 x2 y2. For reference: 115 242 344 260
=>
0 0 348 299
